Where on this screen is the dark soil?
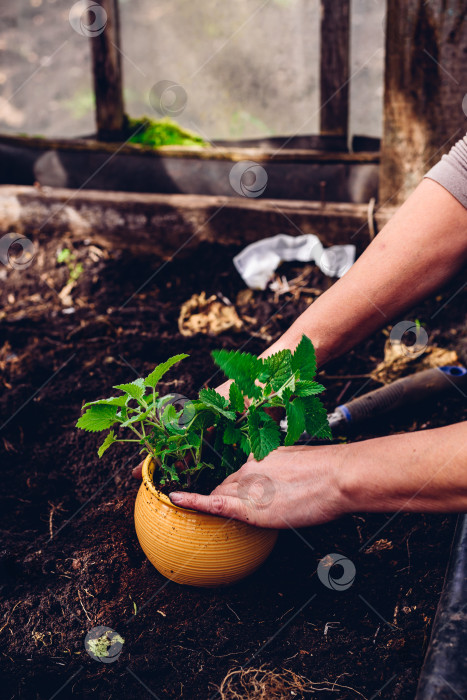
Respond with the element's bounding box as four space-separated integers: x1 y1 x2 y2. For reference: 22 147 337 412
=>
0 230 466 700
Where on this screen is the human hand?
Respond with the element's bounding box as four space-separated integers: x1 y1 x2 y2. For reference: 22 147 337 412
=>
168 444 347 529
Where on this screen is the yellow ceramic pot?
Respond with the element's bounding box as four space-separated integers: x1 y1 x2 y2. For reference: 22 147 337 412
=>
134 455 278 587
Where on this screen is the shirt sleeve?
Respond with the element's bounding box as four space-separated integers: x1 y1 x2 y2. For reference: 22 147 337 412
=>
424 133 467 209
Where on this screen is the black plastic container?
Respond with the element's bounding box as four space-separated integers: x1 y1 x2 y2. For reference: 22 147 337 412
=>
416 514 467 699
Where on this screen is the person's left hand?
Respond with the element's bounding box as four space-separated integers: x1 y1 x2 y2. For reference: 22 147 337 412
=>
168 444 347 529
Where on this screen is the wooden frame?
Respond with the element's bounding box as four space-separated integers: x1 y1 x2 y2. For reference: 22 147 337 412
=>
0 185 394 257
319 0 350 139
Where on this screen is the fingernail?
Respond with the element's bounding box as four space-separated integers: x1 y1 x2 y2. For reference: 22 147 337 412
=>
169 492 184 504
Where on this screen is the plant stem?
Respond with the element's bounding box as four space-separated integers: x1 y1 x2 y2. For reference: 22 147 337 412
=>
235 389 279 425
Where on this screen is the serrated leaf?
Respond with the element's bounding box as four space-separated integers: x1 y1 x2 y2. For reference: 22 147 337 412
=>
229 382 245 413
262 349 293 390
285 397 306 446
161 403 186 434
212 349 263 399
189 409 216 431
113 378 146 401
291 335 317 381
199 388 236 420
265 394 287 407
294 380 325 397
98 431 116 457
302 396 332 439
76 404 119 432
275 372 297 398
223 423 242 445
164 463 181 482
239 434 251 456
84 395 128 409
184 431 201 449
119 406 154 428
144 354 189 388
248 409 281 461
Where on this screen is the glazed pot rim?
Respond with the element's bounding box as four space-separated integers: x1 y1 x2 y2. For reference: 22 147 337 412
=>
141 454 197 513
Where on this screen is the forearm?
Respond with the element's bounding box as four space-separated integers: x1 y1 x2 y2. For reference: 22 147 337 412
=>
264 179 467 365
339 422 467 513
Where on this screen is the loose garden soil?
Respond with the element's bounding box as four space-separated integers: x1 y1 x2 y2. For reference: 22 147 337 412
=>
0 230 466 699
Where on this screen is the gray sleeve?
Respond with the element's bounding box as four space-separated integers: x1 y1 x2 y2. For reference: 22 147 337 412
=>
424 134 467 209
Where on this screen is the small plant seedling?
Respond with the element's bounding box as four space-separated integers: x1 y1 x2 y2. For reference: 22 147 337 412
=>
86 630 124 660
57 248 83 285
76 335 331 492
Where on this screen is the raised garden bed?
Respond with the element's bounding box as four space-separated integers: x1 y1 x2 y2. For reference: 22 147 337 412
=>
0 133 379 203
0 228 466 699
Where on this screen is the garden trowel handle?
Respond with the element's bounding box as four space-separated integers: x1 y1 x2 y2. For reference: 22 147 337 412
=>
329 366 467 429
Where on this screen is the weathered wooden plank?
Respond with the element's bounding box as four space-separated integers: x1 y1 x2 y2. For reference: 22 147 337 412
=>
380 0 467 206
89 0 126 140
319 0 350 138
0 186 395 259
0 134 379 164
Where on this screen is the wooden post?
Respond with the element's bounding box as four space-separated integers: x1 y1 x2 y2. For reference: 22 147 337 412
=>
379 0 467 206
89 0 126 141
319 0 350 139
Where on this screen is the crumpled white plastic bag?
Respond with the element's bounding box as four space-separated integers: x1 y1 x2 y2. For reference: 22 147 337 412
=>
233 234 356 290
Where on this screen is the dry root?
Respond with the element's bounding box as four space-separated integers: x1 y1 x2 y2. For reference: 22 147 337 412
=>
370 338 458 384
218 666 367 699
178 292 243 337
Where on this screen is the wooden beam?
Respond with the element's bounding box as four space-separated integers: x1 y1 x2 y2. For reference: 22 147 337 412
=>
379 0 467 207
0 133 379 165
319 0 350 139
0 186 395 258
89 0 126 141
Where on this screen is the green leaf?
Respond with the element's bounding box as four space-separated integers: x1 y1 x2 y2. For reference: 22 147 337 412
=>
113 378 146 401
229 382 245 413
302 396 332 439
164 463 180 482
183 431 201 449
144 354 189 388
275 372 297 398
262 349 293 390
119 406 154 428
248 409 281 461
76 405 119 432
239 434 251 456
294 380 325 397
199 388 236 420
161 404 186 434
83 395 128 409
97 431 116 457
291 335 317 381
284 397 306 446
223 423 242 445
189 408 216 431
212 349 263 399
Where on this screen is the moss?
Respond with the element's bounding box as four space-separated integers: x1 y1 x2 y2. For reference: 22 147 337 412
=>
127 116 207 148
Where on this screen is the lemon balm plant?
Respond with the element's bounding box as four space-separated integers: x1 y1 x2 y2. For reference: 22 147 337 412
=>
76 335 330 587
76 335 331 492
